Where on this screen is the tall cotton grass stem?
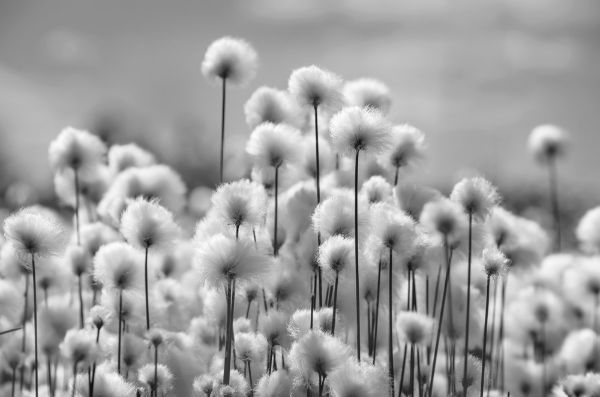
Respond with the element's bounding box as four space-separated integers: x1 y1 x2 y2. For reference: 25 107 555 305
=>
388 247 395 396
480 275 491 397
548 157 561 251
78 274 84 328
314 103 323 308
71 362 78 397
273 166 280 256
372 258 383 365
219 77 227 183
74 169 81 245
31 254 39 397
331 272 339 335
462 212 473 397
117 290 123 375
428 237 452 396
487 280 498 396
144 245 150 329
223 277 235 384
354 149 362 360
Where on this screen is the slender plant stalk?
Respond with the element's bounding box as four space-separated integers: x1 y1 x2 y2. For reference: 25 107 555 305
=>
428 237 452 396
313 103 323 307
0 327 21 336
223 277 235 384
248 362 254 397
332 273 340 335
71 363 78 397
11 366 16 397
90 326 101 397
495 277 508 391
153 344 159 397
410 343 415 397
353 149 362 361
548 156 561 251
78 274 84 329
74 168 81 246
399 268 412 396
462 212 473 397
20 274 29 391
219 77 227 183
388 247 395 396
480 275 492 397
273 166 280 256
394 166 400 186
144 245 150 330
47 355 53 397
372 259 383 364
117 290 123 375
487 279 498 396
31 254 39 397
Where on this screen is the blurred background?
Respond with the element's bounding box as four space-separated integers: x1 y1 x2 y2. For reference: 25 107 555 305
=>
0 0 599 242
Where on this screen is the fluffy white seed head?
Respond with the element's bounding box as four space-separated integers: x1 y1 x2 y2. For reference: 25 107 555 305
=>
255 370 292 397
76 363 135 397
234 331 268 363
386 124 426 169
312 189 370 240
288 330 350 380
361 175 393 204
138 363 174 394
202 37 258 86
244 86 302 129
120 197 179 250
87 304 112 330
108 143 156 175
371 203 418 255
343 78 391 114
210 179 268 229
528 124 568 163
450 177 500 220
481 247 508 277
194 234 271 289
59 328 98 367
288 65 344 111
93 242 144 291
330 106 392 156
420 197 467 240
3 207 65 258
396 311 434 346
318 235 354 278
48 126 106 173
576 206 600 254
246 122 303 169
328 360 388 397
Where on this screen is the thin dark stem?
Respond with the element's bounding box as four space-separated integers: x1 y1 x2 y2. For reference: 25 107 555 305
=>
47 355 53 397
71 363 78 397
428 236 452 396
0 327 21 336
144 245 150 330
273 166 280 256
480 275 491 397
332 273 339 335
117 290 123 375
90 326 100 397
246 300 252 319
219 77 227 184
311 103 323 308
354 149 362 361
248 362 254 397
495 277 508 391
153 344 159 397
74 168 81 246
372 259 383 364
21 274 29 391
11 367 15 397
400 267 411 395
223 278 234 384
78 274 84 329
548 157 561 252
462 212 473 397
487 278 498 396
31 254 39 397
410 344 415 397
432 267 441 319
394 166 400 186
388 247 395 396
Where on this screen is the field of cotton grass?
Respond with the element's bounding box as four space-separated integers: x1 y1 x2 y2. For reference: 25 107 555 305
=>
0 35 597 397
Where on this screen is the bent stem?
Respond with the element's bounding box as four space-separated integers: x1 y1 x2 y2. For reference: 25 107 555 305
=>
428 236 452 396
353 149 362 361
144 245 151 330
480 275 491 397
31 254 39 397
372 258 383 364
219 77 227 184
332 272 340 335
462 212 473 397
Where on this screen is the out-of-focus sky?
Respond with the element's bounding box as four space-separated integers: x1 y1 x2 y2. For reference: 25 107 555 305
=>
0 0 599 193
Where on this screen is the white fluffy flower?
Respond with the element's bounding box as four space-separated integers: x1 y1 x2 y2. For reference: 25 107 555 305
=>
108 143 156 175
419 197 467 243
138 363 174 394
360 175 392 204
312 189 370 240
244 86 302 129
328 360 388 397
481 247 508 277
59 328 98 367
76 363 135 397
3 207 65 258
194 234 271 289
330 106 392 156
528 124 568 163
255 370 292 397
288 65 344 111
202 37 258 86
371 203 418 256
93 242 144 291
385 124 425 169
48 126 106 173
120 197 179 250
246 122 303 169
396 311 434 346
450 176 500 220
343 78 391 114
210 179 268 229
288 330 350 380
318 235 354 278
576 206 600 254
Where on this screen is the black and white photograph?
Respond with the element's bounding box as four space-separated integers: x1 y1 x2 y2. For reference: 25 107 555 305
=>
0 1 599 396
